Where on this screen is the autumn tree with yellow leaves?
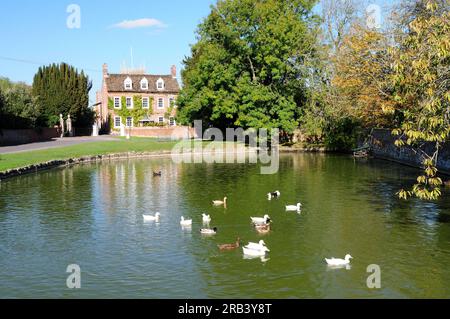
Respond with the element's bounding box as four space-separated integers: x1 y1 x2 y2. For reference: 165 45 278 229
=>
384 0 450 200
332 23 395 127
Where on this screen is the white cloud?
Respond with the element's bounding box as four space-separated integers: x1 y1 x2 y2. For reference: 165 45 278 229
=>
111 18 167 29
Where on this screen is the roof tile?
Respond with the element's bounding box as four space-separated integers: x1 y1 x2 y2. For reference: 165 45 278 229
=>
106 74 180 93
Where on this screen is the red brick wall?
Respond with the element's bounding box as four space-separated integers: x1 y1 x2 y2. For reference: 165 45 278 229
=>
0 128 60 146
128 127 198 139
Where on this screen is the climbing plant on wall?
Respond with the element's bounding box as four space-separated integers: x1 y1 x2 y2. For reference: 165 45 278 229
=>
164 103 175 121
108 96 154 129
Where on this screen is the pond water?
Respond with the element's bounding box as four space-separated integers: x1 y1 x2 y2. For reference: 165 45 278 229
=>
1 154 450 298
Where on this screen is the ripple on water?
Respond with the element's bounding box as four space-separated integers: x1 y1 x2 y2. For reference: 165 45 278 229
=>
1 156 450 298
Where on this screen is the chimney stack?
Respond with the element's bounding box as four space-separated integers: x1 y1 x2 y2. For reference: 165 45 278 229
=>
103 63 109 78
171 65 177 78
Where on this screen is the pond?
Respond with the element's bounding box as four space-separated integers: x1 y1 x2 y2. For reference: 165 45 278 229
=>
1 153 450 298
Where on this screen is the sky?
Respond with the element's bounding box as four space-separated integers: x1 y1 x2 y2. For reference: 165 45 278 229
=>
0 0 216 104
0 0 392 105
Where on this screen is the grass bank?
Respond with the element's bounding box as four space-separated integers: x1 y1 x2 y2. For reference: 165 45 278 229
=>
0 138 180 172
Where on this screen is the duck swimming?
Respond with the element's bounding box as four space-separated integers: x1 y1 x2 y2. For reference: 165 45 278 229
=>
251 215 271 225
143 213 160 222
213 197 227 206
243 241 270 256
218 238 240 251
286 203 302 212
255 224 271 234
325 254 353 266
180 217 192 227
200 227 218 235
267 191 281 200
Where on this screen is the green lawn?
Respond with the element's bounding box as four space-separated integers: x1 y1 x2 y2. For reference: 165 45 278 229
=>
0 138 181 172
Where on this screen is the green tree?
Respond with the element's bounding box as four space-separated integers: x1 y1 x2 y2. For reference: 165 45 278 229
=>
177 0 318 135
298 0 363 150
0 77 40 129
32 63 94 127
0 88 5 128
3 86 40 128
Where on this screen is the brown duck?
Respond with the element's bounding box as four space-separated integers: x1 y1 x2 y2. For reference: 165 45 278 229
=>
218 238 241 251
255 224 271 234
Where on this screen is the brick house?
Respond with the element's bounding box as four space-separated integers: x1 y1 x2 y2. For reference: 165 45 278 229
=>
96 64 180 132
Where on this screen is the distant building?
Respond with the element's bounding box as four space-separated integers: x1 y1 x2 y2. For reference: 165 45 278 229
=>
96 64 180 132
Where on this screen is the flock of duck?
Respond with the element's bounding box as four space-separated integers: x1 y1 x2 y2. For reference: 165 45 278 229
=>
143 176 353 267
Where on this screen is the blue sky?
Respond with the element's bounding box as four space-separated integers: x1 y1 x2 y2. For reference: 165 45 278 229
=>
0 0 216 104
0 0 392 105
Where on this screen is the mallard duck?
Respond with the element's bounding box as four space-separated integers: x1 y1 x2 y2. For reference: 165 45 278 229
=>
251 215 271 225
218 238 240 251
143 213 160 222
325 254 353 266
153 171 162 177
267 191 281 200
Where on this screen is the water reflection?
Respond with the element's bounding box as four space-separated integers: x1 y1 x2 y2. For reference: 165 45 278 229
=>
1 155 450 298
326 264 352 271
243 254 271 263
181 225 192 232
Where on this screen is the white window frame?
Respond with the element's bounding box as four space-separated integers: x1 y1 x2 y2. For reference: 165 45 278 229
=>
169 117 176 126
140 78 148 90
126 117 133 128
114 116 122 128
124 77 133 90
157 97 164 109
114 97 121 109
126 97 133 109
142 97 150 109
156 78 165 91
158 117 164 124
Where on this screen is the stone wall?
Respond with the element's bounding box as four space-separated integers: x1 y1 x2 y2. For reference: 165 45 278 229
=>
0 128 60 146
370 129 450 175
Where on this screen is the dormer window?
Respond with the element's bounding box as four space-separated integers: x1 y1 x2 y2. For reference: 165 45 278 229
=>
156 78 165 90
124 77 133 90
140 78 148 90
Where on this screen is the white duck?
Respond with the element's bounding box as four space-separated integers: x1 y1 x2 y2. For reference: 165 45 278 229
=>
245 240 267 250
325 254 353 266
243 243 270 257
251 215 271 225
286 203 302 212
143 213 160 222
202 214 211 224
200 227 217 235
213 197 227 206
180 217 193 227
